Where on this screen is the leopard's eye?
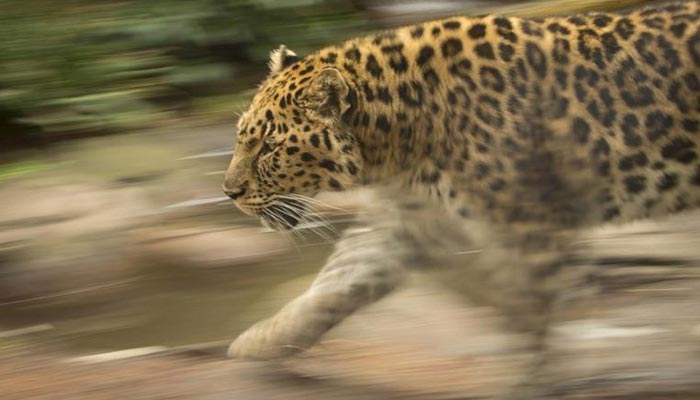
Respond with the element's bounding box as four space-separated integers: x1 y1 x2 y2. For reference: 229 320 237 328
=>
259 140 274 156
259 135 278 157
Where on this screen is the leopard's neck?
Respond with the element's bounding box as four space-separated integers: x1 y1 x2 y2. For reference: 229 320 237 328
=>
306 26 484 186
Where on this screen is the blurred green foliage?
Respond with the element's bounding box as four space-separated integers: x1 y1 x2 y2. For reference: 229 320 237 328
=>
0 0 370 144
0 0 650 147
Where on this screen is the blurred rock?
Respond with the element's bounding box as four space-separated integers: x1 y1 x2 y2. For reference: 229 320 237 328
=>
538 213 700 398
0 177 293 303
0 181 149 302
133 226 291 268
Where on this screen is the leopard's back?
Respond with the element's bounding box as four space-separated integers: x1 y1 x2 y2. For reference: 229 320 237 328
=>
337 1 700 228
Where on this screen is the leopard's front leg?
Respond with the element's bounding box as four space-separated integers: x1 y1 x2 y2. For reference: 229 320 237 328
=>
228 223 412 360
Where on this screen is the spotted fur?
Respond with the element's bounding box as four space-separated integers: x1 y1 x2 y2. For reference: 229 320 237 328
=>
223 0 700 378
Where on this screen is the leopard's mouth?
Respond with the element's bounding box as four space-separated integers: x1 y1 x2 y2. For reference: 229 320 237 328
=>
259 199 306 231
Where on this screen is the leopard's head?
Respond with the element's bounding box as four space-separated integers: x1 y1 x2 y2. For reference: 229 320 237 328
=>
223 46 363 230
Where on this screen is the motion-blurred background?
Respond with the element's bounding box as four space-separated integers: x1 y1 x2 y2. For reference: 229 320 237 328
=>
4 1 699 399
0 0 650 147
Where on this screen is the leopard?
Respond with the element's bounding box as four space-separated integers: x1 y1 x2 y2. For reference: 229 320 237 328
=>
222 0 700 395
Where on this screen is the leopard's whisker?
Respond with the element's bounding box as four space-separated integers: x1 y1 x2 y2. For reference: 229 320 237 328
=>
272 202 334 243
277 194 350 213
275 196 340 228
273 200 337 243
300 215 339 242
275 198 340 238
264 207 307 242
264 209 303 253
302 212 339 237
298 214 337 243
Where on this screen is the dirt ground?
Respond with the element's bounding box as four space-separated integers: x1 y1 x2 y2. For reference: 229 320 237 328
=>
0 345 382 400
3 208 700 400
0 283 530 400
1 125 699 399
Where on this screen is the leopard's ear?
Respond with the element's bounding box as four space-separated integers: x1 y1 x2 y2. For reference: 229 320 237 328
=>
301 68 349 122
268 45 299 74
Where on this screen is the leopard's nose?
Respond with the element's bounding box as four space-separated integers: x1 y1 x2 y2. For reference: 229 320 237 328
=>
222 184 246 200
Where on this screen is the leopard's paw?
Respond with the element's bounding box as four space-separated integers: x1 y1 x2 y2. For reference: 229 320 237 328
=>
227 319 306 360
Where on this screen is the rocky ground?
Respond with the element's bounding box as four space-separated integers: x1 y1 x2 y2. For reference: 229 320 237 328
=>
2 244 699 400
